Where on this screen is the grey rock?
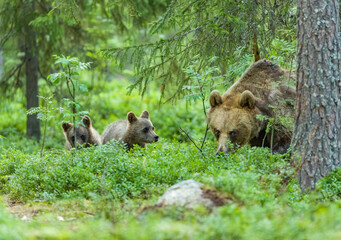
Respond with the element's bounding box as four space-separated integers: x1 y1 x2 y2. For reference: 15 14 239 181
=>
157 179 214 209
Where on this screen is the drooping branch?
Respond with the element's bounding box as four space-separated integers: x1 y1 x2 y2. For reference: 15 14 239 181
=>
0 59 26 92
0 22 14 48
101 0 296 101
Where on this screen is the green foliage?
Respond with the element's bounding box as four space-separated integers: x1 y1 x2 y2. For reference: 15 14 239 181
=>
256 112 294 150
27 96 62 157
224 50 254 82
27 96 57 122
1 141 211 200
1 139 341 239
182 56 226 103
48 55 91 124
268 38 297 69
0 93 26 137
0 137 295 202
101 0 296 100
100 0 171 33
1 1 340 239
0 77 208 146
316 168 341 201
0 204 24 240
84 79 209 142
0 0 127 97
256 98 295 151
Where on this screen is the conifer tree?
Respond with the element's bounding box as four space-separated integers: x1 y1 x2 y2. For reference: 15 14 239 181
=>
101 0 296 100
292 0 341 191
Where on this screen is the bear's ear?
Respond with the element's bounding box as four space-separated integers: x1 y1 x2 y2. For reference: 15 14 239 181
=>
127 112 138 123
209 90 223 108
62 122 72 133
82 116 92 128
240 90 256 109
140 110 150 119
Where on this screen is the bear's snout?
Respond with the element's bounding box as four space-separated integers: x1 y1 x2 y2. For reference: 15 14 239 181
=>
216 144 230 155
154 135 159 142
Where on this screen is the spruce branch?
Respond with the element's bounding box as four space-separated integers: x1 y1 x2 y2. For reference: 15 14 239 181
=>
101 0 296 101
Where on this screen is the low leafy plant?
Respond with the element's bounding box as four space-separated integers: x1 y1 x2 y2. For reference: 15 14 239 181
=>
1 137 341 239
315 168 341 201
27 95 63 157
48 55 91 143
1 137 292 202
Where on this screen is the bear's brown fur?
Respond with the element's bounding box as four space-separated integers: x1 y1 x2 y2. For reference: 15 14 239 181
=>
102 110 159 149
62 116 102 150
207 59 296 154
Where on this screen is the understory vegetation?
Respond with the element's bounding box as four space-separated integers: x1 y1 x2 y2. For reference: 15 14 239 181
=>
1 1 340 238
1 78 341 239
1 136 341 239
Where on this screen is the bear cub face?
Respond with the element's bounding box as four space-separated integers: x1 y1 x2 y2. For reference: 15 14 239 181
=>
101 110 159 149
127 110 159 145
208 90 261 154
62 116 101 149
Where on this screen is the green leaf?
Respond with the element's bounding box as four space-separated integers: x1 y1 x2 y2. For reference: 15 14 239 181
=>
78 84 88 93
48 73 62 85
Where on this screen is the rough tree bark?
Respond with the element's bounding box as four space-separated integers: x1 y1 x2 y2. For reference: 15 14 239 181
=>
24 0 40 140
0 50 3 78
292 0 341 191
252 34 260 62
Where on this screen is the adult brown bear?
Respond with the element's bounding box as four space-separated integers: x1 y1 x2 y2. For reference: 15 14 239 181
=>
207 60 296 154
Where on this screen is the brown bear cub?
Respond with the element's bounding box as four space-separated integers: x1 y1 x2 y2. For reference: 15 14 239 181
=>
207 59 296 154
102 110 159 150
62 116 102 150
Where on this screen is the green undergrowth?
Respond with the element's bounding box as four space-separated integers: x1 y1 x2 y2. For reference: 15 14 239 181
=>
0 138 341 239
1 138 293 202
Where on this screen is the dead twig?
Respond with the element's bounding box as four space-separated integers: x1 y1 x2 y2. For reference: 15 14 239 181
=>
200 124 209 150
83 211 95 216
179 127 205 157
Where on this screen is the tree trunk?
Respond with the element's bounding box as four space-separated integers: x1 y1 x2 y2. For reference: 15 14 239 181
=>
252 34 260 62
292 0 341 191
0 50 3 78
24 0 40 140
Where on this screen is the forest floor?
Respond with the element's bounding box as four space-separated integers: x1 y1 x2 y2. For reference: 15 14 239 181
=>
1 139 341 239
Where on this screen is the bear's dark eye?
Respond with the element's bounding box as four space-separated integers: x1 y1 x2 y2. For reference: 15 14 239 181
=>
81 135 86 141
230 130 237 139
71 136 75 142
214 129 220 138
143 127 149 133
